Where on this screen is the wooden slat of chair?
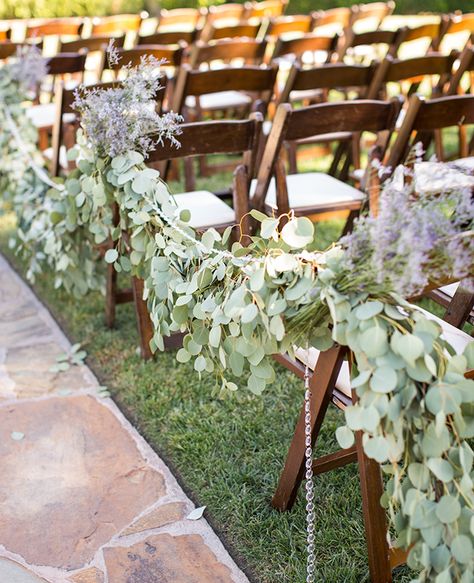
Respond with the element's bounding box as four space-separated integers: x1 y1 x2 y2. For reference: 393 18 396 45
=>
265 15 314 38
243 0 288 20
251 99 401 223
102 44 184 74
350 1 395 30
137 29 197 46
444 12 474 38
156 8 204 31
39 51 87 110
206 21 262 42
189 37 267 69
337 27 406 62
0 27 11 42
25 18 84 39
311 7 352 32
428 281 474 328
106 114 263 358
60 34 125 54
402 20 446 52
91 14 143 37
270 32 337 63
205 3 246 26
386 93 474 169
0 40 19 60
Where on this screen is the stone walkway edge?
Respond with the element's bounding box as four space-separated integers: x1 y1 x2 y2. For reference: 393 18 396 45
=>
0 253 250 583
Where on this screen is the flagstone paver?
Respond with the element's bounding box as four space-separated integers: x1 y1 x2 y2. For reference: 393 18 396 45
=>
0 254 249 583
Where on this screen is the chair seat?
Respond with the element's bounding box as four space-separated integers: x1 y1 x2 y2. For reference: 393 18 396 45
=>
439 282 460 299
43 146 69 170
250 172 365 213
185 91 252 111
294 305 472 400
26 104 76 130
174 190 235 229
451 156 474 173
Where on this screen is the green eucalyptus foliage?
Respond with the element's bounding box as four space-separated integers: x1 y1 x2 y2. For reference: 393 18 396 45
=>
2 102 474 581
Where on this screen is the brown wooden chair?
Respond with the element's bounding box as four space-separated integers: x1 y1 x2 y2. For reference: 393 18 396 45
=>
270 33 337 65
244 0 288 20
156 8 204 31
105 114 263 358
440 12 474 51
272 297 473 583
205 3 246 26
427 280 474 328
25 18 83 40
385 94 474 168
0 27 11 42
137 29 198 47
400 20 446 53
203 21 262 43
0 40 19 60
26 52 87 145
311 7 352 33
250 99 401 227
350 1 395 31
90 14 143 37
172 63 277 177
265 15 314 39
336 27 406 63
188 37 267 69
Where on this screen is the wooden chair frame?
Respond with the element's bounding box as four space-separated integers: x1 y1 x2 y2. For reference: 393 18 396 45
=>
105 114 263 358
337 27 406 63
188 37 268 69
350 1 395 30
311 7 352 32
265 15 314 38
204 21 262 42
90 14 143 37
137 29 197 47
25 17 84 39
270 32 337 64
156 8 204 31
244 0 288 20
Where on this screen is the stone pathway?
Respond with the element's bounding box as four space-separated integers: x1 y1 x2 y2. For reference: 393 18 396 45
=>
0 254 250 583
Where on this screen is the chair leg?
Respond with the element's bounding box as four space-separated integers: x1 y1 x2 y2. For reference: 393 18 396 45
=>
287 141 298 174
443 282 474 328
272 345 347 511
341 208 360 236
105 262 117 328
131 277 154 360
356 431 392 583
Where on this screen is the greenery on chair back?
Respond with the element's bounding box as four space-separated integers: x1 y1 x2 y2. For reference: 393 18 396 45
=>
1 46 474 583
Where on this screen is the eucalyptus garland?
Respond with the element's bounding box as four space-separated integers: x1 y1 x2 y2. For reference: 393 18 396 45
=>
1 55 474 582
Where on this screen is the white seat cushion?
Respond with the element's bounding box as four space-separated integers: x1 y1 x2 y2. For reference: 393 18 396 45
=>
439 282 460 299
250 172 365 212
185 91 252 111
451 156 474 173
26 103 76 130
293 305 472 400
174 191 235 229
43 145 69 169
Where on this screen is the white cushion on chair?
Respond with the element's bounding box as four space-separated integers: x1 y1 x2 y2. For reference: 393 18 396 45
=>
26 103 75 130
250 172 365 212
438 282 460 299
293 305 472 401
43 146 69 170
185 91 252 111
451 157 474 172
173 191 235 229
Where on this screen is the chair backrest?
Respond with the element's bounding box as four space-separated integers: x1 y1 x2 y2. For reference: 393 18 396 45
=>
350 1 395 30
271 33 337 63
252 99 402 209
444 12 474 36
244 0 288 20
367 53 458 99
102 45 184 77
0 40 18 60
337 27 405 61
205 21 262 42
447 44 474 95
386 94 474 169
172 63 278 117
402 21 445 51
265 15 313 38
157 8 203 31
137 29 197 46
278 61 376 105
91 14 142 36
206 3 246 25
60 34 125 54
189 38 267 69
45 52 87 76
311 7 352 31
25 17 83 39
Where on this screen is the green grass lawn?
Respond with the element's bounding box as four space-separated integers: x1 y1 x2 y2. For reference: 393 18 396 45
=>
0 194 416 582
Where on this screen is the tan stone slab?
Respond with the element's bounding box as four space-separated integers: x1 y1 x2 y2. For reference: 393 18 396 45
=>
0 294 37 321
0 315 53 349
0 557 49 583
68 567 104 583
1 342 89 397
104 533 235 583
0 395 166 570
0 271 22 303
122 501 187 536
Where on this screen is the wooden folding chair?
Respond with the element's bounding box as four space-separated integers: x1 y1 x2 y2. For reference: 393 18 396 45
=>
265 15 314 39
156 8 204 32
311 7 352 34
244 0 288 20
188 38 268 69
440 12 474 51
0 40 20 61
400 20 446 53
272 299 474 583
270 32 337 65
204 3 246 27
350 1 395 31
90 14 143 37
172 63 277 178
203 21 262 43
137 29 198 47
250 99 401 228
276 62 378 175
105 114 263 358
336 27 406 63
0 27 11 42
25 18 84 40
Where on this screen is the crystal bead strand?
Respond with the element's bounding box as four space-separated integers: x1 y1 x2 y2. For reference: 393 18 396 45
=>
304 357 316 583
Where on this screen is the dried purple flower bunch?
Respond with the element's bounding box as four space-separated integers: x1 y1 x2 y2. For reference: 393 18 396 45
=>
1 45 47 99
341 158 474 297
73 42 182 159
